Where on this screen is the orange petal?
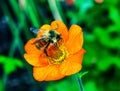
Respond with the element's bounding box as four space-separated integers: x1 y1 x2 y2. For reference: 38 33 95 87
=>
33 65 65 81
51 20 69 42
65 25 83 54
24 38 49 66
24 53 49 66
24 54 41 66
37 24 51 37
24 38 40 54
40 24 51 30
60 49 85 75
71 48 86 63
60 62 82 76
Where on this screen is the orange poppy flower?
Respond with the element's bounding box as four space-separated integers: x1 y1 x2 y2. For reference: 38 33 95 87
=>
24 20 85 81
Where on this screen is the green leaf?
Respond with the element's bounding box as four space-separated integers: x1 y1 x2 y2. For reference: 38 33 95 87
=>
78 71 89 78
46 76 80 91
0 80 3 91
94 26 120 48
84 80 97 91
0 55 24 74
109 7 120 24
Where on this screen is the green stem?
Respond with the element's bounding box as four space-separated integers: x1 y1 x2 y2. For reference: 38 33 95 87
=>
25 0 40 27
48 0 63 21
77 77 84 91
2 73 8 91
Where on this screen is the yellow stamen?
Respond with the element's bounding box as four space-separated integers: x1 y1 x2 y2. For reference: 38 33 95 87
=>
46 40 68 64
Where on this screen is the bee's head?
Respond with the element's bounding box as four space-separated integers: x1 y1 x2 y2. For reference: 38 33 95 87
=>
49 30 61 40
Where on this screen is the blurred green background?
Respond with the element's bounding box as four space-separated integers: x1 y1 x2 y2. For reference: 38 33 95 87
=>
0 0 120 91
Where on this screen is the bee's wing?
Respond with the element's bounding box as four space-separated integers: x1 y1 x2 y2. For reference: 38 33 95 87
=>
30 27 39 34
32 37 47 44
32 38 43 44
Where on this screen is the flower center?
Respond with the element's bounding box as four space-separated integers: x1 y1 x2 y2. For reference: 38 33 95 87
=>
46 40 68 64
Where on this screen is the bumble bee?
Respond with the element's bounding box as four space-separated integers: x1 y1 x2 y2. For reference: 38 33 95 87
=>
30 27 62 56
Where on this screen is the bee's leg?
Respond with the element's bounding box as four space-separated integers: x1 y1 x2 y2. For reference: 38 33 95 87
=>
44 42 50 56
35 43 42 49
53 42 57 47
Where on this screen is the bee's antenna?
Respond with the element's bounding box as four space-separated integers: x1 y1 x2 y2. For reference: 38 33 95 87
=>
30 27 39 34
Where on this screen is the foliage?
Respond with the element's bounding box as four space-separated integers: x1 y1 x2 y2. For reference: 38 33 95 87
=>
0 55 23 74
0 0 120 91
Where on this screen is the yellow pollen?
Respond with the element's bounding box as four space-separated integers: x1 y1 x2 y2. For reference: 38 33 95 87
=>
46 41 68 64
